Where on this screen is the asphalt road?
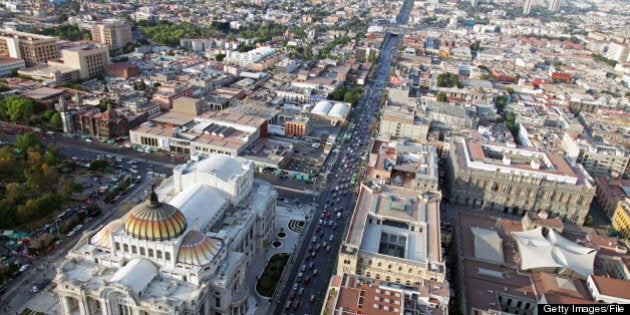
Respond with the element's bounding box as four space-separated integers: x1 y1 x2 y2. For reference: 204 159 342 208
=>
271 2 413 312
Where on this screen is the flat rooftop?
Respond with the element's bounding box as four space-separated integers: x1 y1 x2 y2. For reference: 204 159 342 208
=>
347 184 441 263
197 110 266 130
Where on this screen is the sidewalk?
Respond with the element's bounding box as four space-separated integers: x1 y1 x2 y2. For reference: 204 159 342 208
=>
246 203 310 315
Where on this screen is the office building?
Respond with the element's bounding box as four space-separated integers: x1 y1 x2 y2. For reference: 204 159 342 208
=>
0 29 60 66
549 0 562 12
48 43 110 80
613 198 630 239
55 154 277 315
91 20 132 51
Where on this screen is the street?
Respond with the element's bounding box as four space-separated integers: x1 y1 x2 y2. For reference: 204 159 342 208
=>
271 1 413 312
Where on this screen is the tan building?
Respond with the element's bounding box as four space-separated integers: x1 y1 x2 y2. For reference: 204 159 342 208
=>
447 136 596 225
91 20 132 51
612 198 630 239
379 105 429 141
0 29 60 66
48 43 109 80
337 183 446 287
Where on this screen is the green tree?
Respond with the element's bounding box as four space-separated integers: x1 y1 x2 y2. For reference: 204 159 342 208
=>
137 80 147 91
51 113 63 129
13 132 42 154
215 53 226 61
436 92 447 102
0 95 36 121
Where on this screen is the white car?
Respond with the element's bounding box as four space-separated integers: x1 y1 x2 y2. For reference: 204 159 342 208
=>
19 264 30 272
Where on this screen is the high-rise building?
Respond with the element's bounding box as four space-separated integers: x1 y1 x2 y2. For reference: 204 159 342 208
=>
471 0 479 7
548 0 562 12
0 29 59 66
523 0 533 14
91 20 132 51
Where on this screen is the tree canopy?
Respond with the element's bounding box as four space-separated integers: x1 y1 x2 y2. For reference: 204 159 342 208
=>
0 95 37 122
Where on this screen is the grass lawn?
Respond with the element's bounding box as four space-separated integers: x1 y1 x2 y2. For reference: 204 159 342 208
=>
256 253 290 297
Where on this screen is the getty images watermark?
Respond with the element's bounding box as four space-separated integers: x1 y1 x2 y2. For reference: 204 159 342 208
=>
540 304 625 315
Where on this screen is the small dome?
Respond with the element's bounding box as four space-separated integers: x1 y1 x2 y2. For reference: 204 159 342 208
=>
177 230 221 266
91 219 122 248
123 190 187 241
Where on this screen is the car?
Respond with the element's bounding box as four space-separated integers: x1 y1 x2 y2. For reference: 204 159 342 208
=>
285 301 292 309
308 245 313 252
329 235 334 242
310 294 316 303
311 252 316 258
290 290 297 299
293 283 299 291
67 231 75 237
31 286 38 293
328 220 333 226
312 236 317 243
297 272 303 282
315 244 321 251
313 269 319 276
19 265 30 273
326 212 331 218
303 276 312 285
298 287 304 295
301 264 306 272
316 225 321 232
293 300 300 310
309 262 315 269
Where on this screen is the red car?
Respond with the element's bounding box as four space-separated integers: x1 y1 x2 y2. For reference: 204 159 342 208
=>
308 245 313 252
326 212 331 218
304 276 312 285
293 300 300 310
290 290 296 299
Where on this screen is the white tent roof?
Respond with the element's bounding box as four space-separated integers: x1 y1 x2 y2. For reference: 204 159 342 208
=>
109 259 158 294
512 227 596 278
329 103 350 118
471 227 504 264
312 100 333 116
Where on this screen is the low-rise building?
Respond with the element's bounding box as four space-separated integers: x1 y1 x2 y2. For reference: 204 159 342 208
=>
587 275 630 304
323 273 449 315
612 198 630 239
0 56 25 77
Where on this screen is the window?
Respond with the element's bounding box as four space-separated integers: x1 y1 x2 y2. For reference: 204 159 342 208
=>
140 247 145 255
123 244 129 252
165 252 171 260
148 249 154 257
115 242 120 250
215 298 221 308
131 246 137 254
157 250 162 259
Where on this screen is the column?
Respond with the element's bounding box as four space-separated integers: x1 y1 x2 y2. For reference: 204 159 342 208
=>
78 298 87 315
61 296 71 315
100 300 109 315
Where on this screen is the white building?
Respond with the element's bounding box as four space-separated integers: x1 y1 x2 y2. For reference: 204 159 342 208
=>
55 154 277 315
0 55 25 77
224 47 275 67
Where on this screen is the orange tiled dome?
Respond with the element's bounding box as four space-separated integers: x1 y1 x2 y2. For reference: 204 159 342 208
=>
123 190 187 241
177 230 222 266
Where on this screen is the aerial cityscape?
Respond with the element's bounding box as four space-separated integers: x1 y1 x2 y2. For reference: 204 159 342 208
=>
0 0 629 314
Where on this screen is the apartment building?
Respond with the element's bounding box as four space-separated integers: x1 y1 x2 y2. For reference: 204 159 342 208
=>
447 135 596 225
0 29 60 66
337 183 446 286
91 20 132 51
